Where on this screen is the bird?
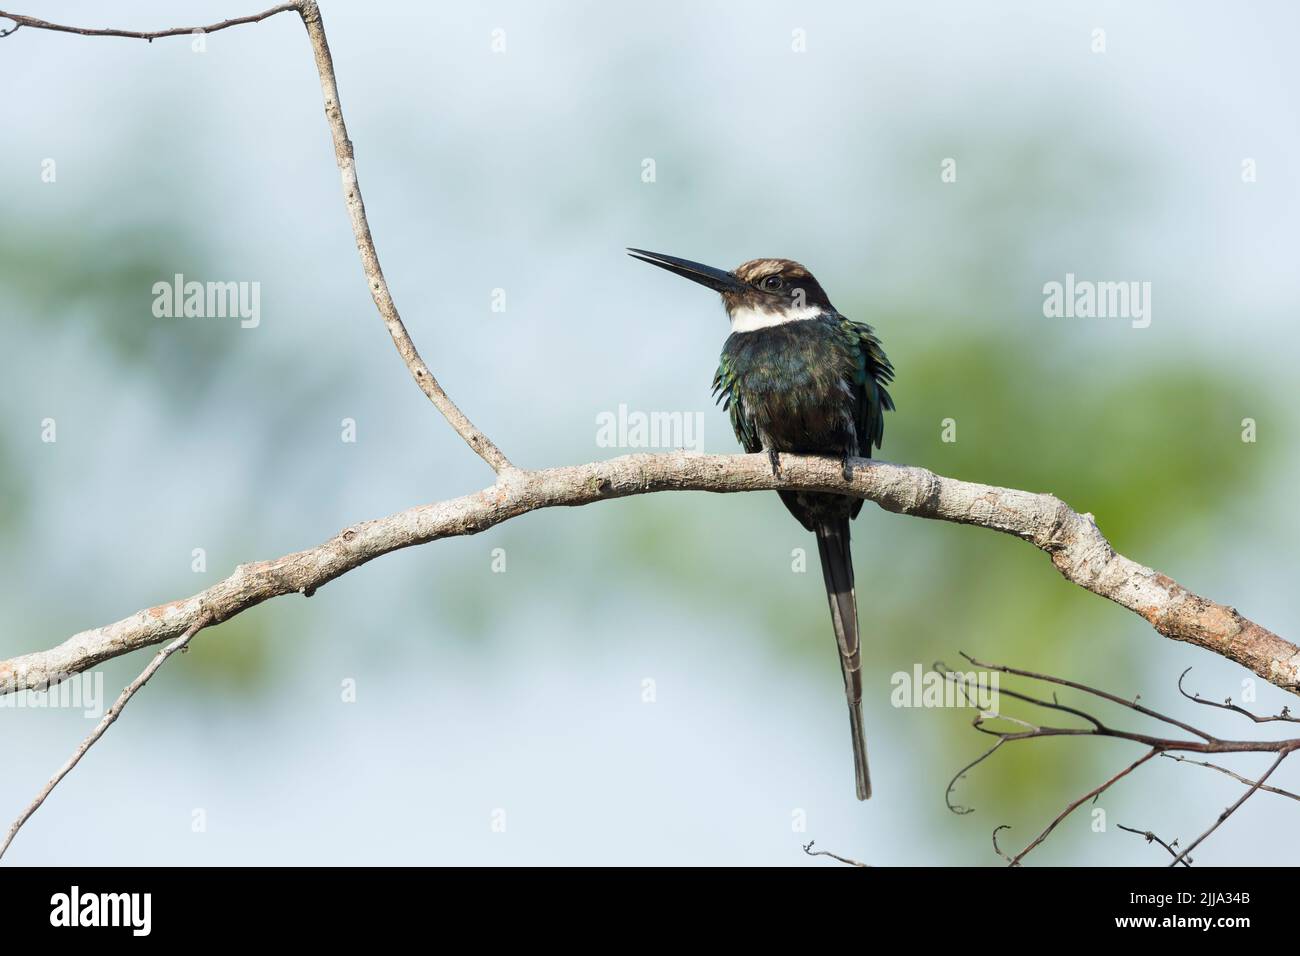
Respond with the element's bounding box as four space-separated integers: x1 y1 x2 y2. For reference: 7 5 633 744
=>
627 248 894 800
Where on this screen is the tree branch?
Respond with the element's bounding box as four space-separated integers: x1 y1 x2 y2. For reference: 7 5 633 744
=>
802 841 868 867
2 452 1296 699
0 1 514 474
293 1 514 473
1177 667 1297 724
1116 825 1192 866
1006 749 1159 866
1168 749 1293 866
937 659 1300 865
0 619 209 860
0 4 298 41
0 0 523 863
1162 753 1300 803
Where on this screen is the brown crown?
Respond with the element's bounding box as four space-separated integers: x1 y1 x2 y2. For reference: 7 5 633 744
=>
728 258 833 311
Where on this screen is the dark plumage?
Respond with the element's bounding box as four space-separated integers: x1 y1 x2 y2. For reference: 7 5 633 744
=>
629 250 894 800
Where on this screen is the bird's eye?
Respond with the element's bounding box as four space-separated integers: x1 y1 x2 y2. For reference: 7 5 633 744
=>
761 275 784 291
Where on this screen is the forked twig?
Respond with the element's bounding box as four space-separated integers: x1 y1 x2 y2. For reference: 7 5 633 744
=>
939 658 1300 866
0 619 209 859
1116 824 1191 866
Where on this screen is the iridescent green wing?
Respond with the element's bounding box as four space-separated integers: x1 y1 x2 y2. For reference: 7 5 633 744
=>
712 353 762 453
842 317 895 455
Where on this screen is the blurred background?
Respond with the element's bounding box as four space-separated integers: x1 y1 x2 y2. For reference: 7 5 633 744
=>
1 0 1297 865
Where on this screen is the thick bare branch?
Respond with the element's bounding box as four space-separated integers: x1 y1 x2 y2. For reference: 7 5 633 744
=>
2 452 1296 699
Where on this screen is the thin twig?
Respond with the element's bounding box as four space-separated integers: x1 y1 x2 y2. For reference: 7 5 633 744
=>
802 841 868 867
944 661 1300 865
942 669 1290 752
0 4 298 41
963 653 1214 741
1177 668 1297 724
1006 749 1159 866
991 825 1015 865
1161 753 1300 802
0 619 209 861
939 658 1108 731
1117 824 1192 866
1168 748 1296 866
945 736 1009 815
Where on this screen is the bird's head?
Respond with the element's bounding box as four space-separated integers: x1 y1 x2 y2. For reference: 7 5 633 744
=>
627 249 834 331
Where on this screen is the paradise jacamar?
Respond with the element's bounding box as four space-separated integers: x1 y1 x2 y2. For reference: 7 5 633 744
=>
628 249 895 800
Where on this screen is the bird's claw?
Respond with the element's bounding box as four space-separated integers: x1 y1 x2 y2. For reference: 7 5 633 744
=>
768 448 782 478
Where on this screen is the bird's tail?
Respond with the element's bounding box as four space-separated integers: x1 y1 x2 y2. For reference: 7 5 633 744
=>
814 517 871 800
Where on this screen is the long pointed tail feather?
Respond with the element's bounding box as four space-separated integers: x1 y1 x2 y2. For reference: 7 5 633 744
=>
815 517 871 800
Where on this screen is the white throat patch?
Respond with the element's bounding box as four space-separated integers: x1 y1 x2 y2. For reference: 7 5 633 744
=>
728 304 823 333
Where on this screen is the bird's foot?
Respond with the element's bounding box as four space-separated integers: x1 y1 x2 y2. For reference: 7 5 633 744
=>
767 447 783 478
841 452 853 482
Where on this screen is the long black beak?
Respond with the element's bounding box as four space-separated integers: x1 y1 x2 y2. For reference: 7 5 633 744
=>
627 248 747 294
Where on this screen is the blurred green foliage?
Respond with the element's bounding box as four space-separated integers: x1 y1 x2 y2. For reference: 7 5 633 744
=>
0 220 235 398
